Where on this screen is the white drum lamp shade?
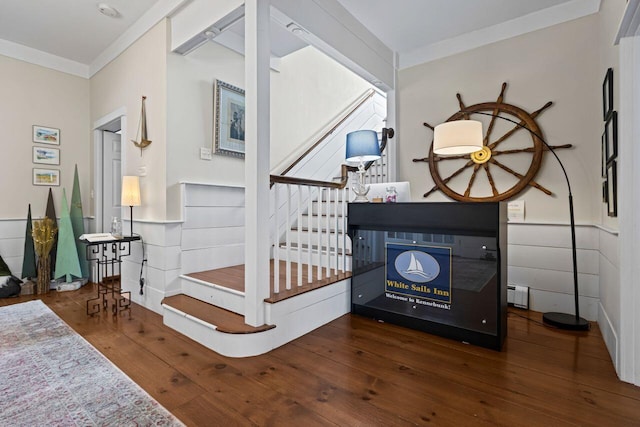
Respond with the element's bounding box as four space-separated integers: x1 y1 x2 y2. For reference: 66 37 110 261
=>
433 120 483 155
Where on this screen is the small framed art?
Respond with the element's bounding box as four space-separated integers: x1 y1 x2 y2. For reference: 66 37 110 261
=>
32 125 60 145
213 79 245 158
33 146 60 165
33 168 60 186
602 68 613 121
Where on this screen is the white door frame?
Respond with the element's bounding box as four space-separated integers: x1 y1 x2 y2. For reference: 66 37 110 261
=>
92 107 127 233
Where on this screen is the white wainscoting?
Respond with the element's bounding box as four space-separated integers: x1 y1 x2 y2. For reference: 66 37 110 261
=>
507 223 600 320
0 219 26 275
597 227 620 372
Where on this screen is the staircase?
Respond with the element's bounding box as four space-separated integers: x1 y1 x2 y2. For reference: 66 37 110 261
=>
161 90 391 358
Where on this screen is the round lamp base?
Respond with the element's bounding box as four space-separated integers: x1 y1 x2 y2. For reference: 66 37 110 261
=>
543 312 590 331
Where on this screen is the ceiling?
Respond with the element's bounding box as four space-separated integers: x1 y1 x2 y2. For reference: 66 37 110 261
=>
0 0 592 73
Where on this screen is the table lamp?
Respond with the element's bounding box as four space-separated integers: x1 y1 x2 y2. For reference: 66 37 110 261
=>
346 130 381 202
121 176 141 237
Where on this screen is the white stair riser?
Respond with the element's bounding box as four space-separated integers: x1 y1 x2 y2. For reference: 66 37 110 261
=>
180 276 245 315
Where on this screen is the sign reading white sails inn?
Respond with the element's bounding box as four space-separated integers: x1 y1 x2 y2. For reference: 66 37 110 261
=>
385 243 452 308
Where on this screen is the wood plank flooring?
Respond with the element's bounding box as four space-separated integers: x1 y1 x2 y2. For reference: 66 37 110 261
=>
3 287 640 426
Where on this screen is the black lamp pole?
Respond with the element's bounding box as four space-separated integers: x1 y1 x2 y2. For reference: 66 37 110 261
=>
464 111 589 331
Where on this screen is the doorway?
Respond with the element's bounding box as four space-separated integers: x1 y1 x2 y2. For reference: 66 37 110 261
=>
93 110 126 233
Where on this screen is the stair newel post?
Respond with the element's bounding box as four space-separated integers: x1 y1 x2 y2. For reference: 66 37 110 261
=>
342 186 348 272
317 188 323 281
334 188 338 275
273 184 279 294
325 189 331 279
297 185 303 287
285 184 292 290
307 186 313 284
244 0 271 327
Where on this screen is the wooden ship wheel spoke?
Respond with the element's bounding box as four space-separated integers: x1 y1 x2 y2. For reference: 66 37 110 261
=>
414 83 572 202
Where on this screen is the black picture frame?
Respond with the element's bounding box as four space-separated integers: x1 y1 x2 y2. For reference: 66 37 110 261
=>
603 68 613 121
605 111 618 163
607 160 617 217
602 180 608 204
601 130 608 178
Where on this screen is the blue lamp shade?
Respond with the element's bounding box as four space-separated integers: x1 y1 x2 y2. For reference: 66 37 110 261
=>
345 130 381 163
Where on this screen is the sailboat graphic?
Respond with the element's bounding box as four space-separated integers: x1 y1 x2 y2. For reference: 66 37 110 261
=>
403 252 437 280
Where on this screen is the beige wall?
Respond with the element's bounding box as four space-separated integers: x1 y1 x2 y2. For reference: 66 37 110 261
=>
90 20 168 221
0 54 90 219
398 13 602 224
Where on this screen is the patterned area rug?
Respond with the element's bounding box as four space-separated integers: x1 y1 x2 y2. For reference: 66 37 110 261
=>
0 300 184 426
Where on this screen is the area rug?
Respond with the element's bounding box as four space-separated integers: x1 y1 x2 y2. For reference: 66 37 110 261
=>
0 300 184 426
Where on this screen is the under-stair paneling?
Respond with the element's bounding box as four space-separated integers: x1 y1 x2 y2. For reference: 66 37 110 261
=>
264 279 351 349
506 223 599 320
120 221 182 314
181 183 246 272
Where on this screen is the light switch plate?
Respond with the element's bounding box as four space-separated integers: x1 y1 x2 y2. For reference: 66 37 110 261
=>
200 147 212 160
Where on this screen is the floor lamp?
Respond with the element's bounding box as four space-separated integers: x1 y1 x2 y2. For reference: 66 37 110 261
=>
121 176 141 237
433 114 589 331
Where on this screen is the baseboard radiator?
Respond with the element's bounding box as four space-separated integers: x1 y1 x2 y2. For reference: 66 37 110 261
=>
507 284 529 309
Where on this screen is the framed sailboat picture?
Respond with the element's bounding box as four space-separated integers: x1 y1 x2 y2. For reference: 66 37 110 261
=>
213 79 245 158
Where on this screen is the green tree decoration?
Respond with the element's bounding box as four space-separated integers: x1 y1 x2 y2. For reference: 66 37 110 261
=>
54 189 82 282
21 204 37 279
70 165 88 278
45 188 58 279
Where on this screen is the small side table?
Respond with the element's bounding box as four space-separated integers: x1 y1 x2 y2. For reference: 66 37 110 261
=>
84 235 141 316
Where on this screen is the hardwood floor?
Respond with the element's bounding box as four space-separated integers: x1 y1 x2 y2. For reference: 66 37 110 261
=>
3 286 640 426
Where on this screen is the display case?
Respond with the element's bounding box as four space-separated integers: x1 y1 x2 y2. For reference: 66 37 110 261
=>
348 202 507 350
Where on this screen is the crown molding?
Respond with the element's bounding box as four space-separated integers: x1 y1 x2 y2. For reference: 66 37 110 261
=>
400 0 601 70
615 0 640 44
0 38 89 78
89 0 189 77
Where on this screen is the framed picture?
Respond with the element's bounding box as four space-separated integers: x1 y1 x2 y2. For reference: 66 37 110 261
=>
601 130 607 178
213 79 245 158
32 125 60 145
602 179 608 203
33 168 60 186
607 160 617 217
605 111 617 163
33 146 60 165
602 68 613 121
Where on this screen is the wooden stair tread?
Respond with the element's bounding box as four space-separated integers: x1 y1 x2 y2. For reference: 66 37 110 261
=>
162 294 274 334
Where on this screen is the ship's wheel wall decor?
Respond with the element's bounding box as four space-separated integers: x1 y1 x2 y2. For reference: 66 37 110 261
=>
414 82 572 202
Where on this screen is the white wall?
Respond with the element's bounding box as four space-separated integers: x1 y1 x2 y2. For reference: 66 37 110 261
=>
165 42 373 219
270 46 373 170
0 54 90 220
